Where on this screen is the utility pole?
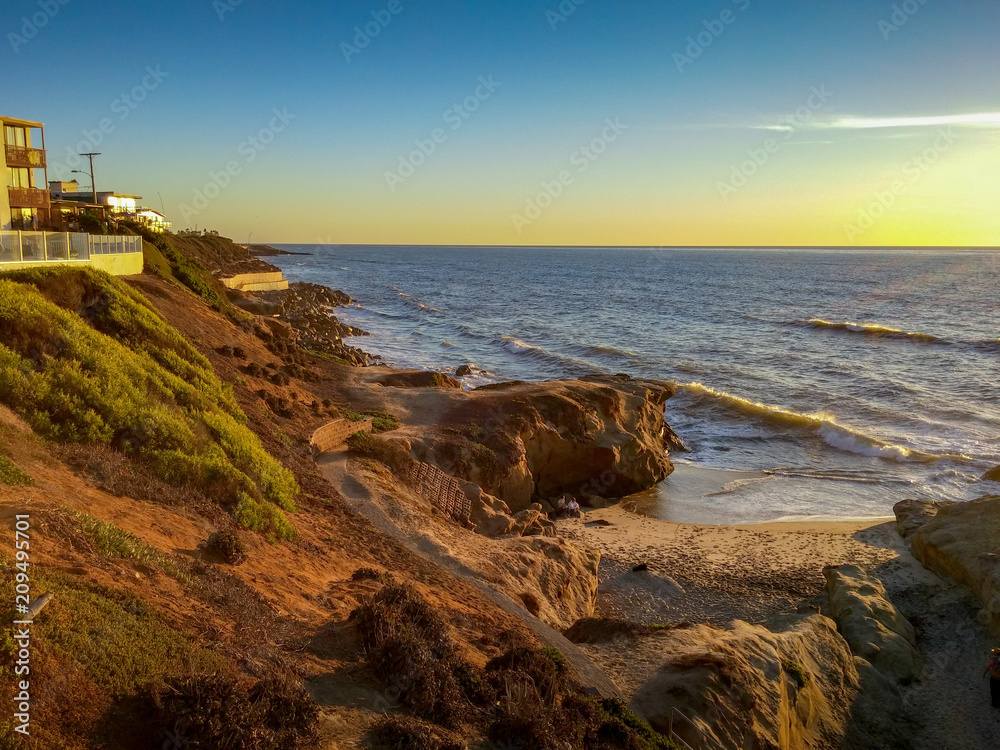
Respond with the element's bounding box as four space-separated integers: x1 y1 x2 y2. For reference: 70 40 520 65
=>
80 152 100 209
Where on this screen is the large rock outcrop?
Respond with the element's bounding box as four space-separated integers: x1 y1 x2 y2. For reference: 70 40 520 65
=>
412 376 679 512
631 614 860 750
908 494 1000 635
892 498 951 539
823 564 921 683
450 535 600 630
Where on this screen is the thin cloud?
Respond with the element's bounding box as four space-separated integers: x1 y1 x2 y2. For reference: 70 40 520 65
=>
810 113 1000 130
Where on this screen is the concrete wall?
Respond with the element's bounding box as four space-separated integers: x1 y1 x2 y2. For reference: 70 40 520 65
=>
0 254 143 276
310 418 374 454
220 271 288 292
89 251 144 276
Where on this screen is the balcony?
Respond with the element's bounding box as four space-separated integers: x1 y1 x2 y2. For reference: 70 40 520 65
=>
8 187 50 208
5 145 46 168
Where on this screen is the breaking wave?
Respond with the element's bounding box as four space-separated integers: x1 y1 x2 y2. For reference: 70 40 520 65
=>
670 382 944 463
799 319 946 344
498 335 597 372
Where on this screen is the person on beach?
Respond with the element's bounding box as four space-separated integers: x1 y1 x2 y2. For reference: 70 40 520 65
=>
552 495 568 519
567 497 581 518
984 648 1000 707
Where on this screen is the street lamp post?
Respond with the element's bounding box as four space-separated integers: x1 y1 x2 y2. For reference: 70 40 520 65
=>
78 152 100 208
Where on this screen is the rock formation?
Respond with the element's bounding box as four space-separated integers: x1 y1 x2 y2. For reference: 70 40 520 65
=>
412 376 678 512
893 498 951 539
823 564 921 683
631 614 861 750
907 494 1000 634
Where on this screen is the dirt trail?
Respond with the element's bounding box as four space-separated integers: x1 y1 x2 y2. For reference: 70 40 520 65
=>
316 450 624 699
857 523 1000 750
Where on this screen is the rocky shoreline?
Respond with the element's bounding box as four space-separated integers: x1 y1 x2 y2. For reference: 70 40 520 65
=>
217 239 1000 749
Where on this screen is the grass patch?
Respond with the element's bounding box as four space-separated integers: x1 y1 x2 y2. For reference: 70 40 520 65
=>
341 408 400 433
0 560 229 699
782 658 810 688
0 268 298 535
0 454 32 485
43 508 192 585
233 492 297 542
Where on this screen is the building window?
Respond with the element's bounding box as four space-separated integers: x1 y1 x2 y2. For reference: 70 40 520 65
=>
11 208 37 230
8 167 31 188
4 125 27 148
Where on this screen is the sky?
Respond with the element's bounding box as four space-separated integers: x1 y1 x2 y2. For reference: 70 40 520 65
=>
2 0 998 246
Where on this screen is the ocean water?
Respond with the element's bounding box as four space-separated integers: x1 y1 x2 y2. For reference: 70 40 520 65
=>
270 246 1000 524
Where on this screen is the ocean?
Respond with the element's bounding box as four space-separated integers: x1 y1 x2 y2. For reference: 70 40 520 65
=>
269 246 1000 524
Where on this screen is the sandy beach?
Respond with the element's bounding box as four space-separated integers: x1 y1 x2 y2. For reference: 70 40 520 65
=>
559 505 897 629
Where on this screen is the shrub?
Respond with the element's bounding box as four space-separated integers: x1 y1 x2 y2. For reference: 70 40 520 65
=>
206 530 247 565
0 269 299 534
368 716 465 750
351 567 395 585
0 454 32 485
782 659 810 688
342 408 401 433
233 493 297 543
149 674 318 749
346 432 416 480
351 584 465 727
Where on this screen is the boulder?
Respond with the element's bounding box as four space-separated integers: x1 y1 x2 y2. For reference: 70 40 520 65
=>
909 494 1000 634
413 377 676 512
893 498 952 539
631 614 860 750
984 465 1000 482
380 371 463 389
823 564 921 683
455 364 475 377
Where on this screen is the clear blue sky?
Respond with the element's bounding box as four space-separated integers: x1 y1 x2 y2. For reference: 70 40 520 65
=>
3 0 998 245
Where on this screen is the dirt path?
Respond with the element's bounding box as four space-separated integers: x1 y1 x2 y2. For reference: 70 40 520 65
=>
857 523 1000 750
316 451 624 699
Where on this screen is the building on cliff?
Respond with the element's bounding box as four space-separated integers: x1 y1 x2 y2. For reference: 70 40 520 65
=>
1 115 144 275
1 115 49 231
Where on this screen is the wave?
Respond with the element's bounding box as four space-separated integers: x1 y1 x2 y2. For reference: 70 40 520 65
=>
670 382 943 463
577 343 638 359
398 293 441 313
799 319 947 344
497 335 598 373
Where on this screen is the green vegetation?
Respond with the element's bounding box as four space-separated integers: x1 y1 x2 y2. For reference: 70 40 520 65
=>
0 268 298 539
0 561 228 698
351 583 681 750
346 432 416 479
341 408 400 433
205 529 247 565
233 492 298 542
782 659 810 688
0 454 32 485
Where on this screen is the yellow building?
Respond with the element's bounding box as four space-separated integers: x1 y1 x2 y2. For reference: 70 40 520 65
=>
1 115 49 230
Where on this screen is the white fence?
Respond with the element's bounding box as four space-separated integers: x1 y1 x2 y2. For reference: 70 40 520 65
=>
0 231 142 264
